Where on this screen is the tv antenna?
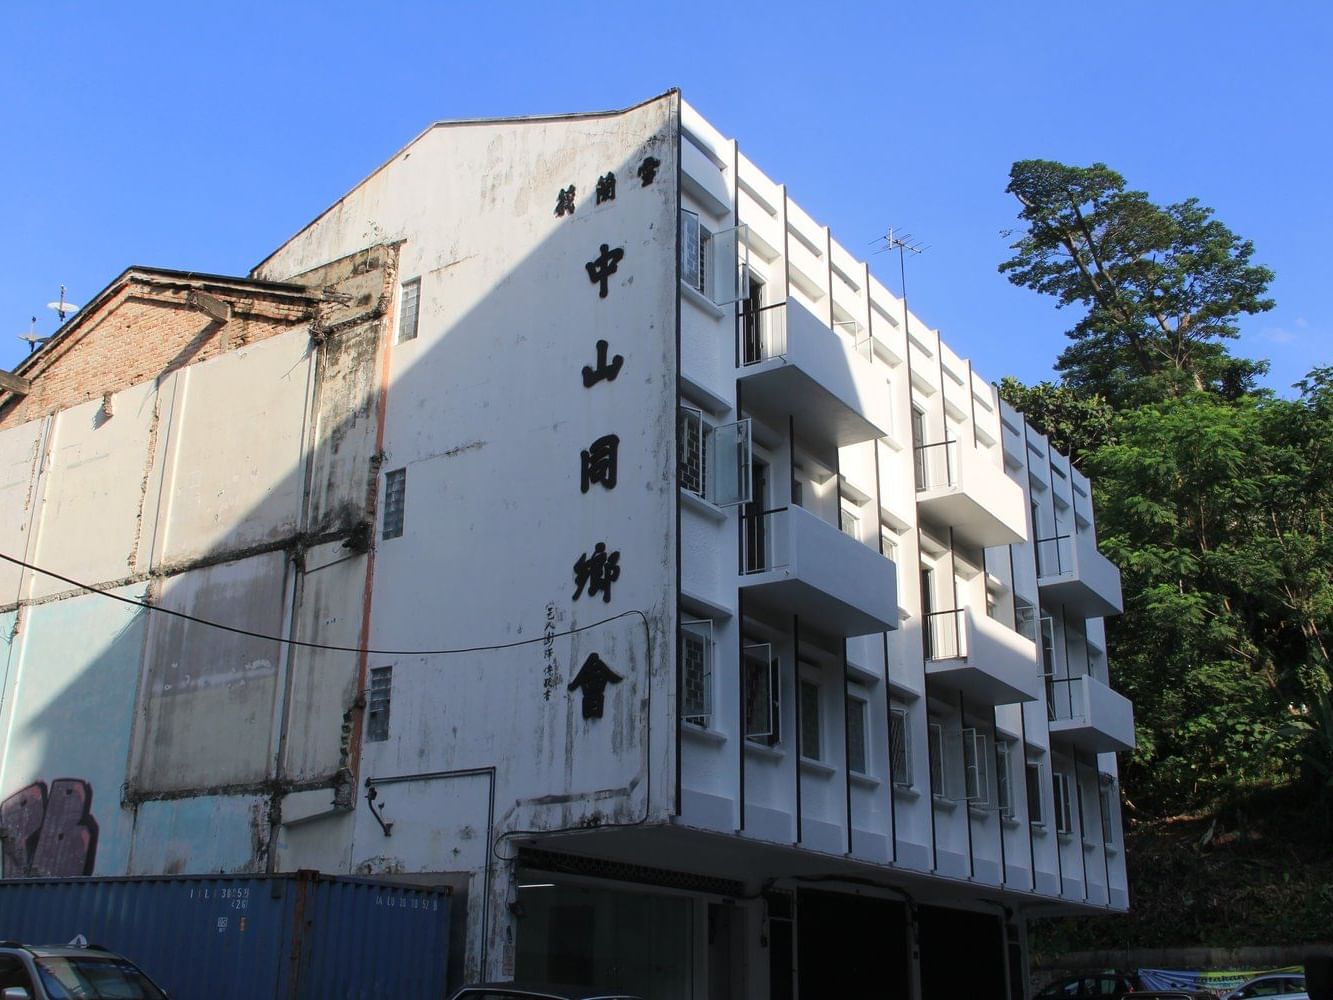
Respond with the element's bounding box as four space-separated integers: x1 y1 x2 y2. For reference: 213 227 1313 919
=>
46 285 79 323
872 227 927 337
16 316 51 355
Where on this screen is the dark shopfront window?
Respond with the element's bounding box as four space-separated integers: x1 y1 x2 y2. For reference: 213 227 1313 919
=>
514 880 694 999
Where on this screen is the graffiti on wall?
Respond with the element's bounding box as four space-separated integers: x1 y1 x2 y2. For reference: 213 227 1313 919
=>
0 779 99 876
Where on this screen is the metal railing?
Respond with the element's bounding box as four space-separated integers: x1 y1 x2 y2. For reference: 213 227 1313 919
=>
1035 533 1074 578
1014 600 1039 644
740 506 790 574
913 439 959 492
924 608 966 661
1045 674 1086 723
740 302 787 365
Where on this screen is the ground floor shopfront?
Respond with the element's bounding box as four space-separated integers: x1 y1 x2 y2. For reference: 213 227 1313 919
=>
511 847 1027 999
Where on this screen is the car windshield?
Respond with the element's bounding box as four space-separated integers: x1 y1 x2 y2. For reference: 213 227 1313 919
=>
33 955 166 1000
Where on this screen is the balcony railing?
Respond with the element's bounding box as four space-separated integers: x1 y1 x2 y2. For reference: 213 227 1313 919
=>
913 440 959 492
1046 674 1079 722
740 506 791 575
924 609 966 661
740 302 787 366
1035 534 1074 577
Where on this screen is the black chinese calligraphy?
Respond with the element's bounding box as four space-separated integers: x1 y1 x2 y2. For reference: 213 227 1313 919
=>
573 542 621 602
567 652 623 720
555 185 576 217
585 243 625 298
636 156 661 186
582 339 624 387
580 434 620 493
596 172 616 204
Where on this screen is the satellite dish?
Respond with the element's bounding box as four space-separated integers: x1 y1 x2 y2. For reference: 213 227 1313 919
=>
16 316 50 353
47 285 79 321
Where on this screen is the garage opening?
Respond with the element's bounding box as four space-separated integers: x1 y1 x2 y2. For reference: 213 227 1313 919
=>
795 888 910 998
918 903 1006 999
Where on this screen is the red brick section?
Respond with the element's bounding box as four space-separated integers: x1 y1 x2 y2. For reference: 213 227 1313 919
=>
0 275 317 431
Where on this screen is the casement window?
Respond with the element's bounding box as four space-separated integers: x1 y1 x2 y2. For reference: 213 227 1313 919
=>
889 706 913 788
927 721 945 797
1040 616 1057 674
1026 760 1045 826
382 468 407 540
996 740 1015 818
840 505 860 541
744 643 780 745
397 278 421 343
1053 771 1075 835
1099 782 1116 845
880 526 899 563
367 666 392 742
680 620 714 728
846 695 868 775
679 210 749 305
678 406 752 507
962 727 990 804
799 678 822 761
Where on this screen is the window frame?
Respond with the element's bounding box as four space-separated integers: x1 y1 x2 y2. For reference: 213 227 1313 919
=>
996 739 1015 818
367 665 393 742
680 619 714 729
961 726 990 804
1053 770 1074 835
798 675 822 762
744 643 780 746
889 706 913 788
382 467 407 540
927 720 946 798
1026 760 1045 827
845 693 869 775
397 277 421 344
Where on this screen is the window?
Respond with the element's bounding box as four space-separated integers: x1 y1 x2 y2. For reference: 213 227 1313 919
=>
1026 761 1045 826
996 740 1014 818
680 210 712 298
1040 616 1056 674
927 721 945 797
744 644 780 745
397 278 421 343
680 620 714 728
799 678 821 760
889 707 913 787
840 506 860 541
1099 782 1115 845
880 526 898 563
962 727 989 804
846 696 868 774
382 468 407 539
367 666 392 742
680 210 749 305
678 408 752 507
1053 771 1074 834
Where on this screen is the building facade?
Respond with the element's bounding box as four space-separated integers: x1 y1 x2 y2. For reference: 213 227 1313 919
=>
0 92 1133 998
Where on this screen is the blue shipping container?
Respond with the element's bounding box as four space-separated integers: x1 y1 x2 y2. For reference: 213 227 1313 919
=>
0 871 451 999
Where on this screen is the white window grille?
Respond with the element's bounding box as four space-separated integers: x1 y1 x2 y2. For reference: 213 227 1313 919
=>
678 408 752 508
962 727 990 804
1053 771 1074 834
889 707 912 787
397 278 420 343
679 406 706 496
367 666 392 742
840 506 860 541
680 210 749 305
846 696 868 775
799 679 821 761
996 740 1014 818
744 644 780 745
680 620 713 728
382 468 407 540
1026 761 1045 826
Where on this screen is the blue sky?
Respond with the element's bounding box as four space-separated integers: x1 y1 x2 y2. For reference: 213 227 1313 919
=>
2 2 1327 393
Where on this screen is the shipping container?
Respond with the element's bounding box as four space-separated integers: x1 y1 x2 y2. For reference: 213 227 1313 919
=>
0 870 451 999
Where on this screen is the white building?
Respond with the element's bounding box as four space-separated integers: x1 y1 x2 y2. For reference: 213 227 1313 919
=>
0 92 1133 998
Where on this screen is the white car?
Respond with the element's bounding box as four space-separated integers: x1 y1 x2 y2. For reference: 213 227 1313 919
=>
1223 972 1308 1000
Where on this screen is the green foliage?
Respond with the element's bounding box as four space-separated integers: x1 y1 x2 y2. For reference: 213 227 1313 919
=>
996 377 1114 469
1000 160 1274 407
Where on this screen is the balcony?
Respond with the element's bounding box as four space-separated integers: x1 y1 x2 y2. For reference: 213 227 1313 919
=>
913 440 1028 549
1036 532 1123 618
737 300 893 454
923 608 1041 705
1047 674 1135 753
739 504 898 637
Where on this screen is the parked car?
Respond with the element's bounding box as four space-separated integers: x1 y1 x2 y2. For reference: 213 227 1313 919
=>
1223 972 1309 1000
447 988 641 1000
0 942 167 1000
1036 970 1142 998
1131 992 1218 1000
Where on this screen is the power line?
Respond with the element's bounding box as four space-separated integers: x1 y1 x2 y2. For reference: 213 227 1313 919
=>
0 551 646 657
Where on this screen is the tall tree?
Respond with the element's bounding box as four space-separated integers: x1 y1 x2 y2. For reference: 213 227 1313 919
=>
1000 160 1274 406
996 376 1114 469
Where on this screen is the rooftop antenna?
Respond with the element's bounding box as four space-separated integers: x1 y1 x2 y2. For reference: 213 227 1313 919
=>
873 227 926 337
46 285 79 323
16 316 50 355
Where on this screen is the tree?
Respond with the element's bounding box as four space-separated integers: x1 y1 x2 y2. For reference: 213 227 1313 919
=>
996 376 1114 469
1000 160 1274 407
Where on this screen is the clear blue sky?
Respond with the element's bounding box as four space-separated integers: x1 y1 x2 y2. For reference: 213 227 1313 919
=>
2 2 1328 393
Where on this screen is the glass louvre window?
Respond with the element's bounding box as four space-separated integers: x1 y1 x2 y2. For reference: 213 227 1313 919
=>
927 722 945 797
382 468 407 539
679 407 705 495
889 707 912 787
397 278 421 343
962 727 989 804
680 621 713 728
744 644 779 745
799 680 821 761
996 741 1014 818
846 697 868 774
1053 771 1074 834
367 666 392 742
1026 761 1045 826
